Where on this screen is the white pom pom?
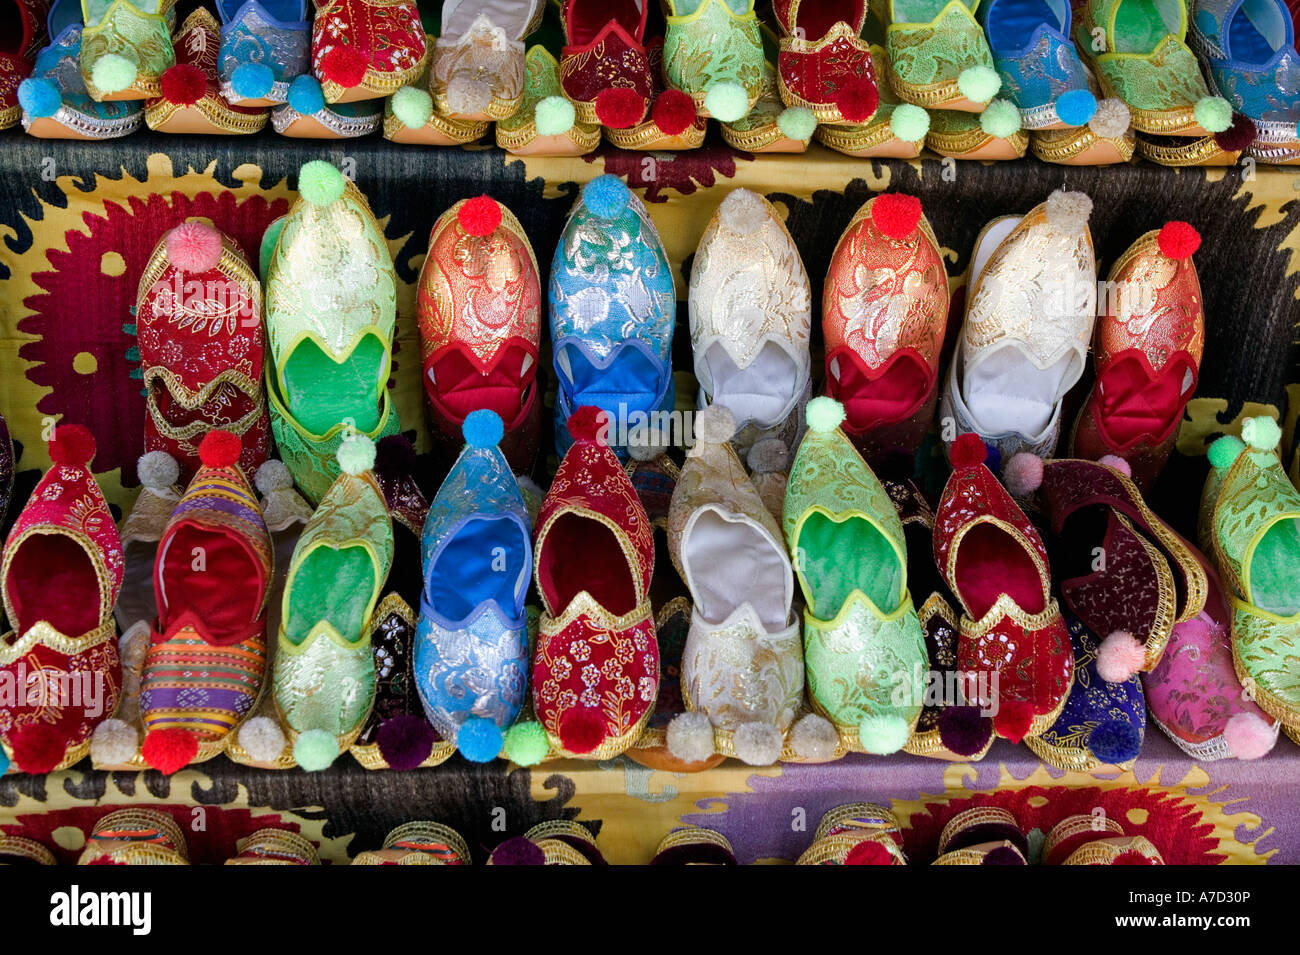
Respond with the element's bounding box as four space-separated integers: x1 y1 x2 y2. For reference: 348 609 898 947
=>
1044 189 1093 234
1088 98 1130 139
718 189 770 236
627 420 672 460
90 718 139 765
238 716 287 763
788 713 838 760
255 459 294 495
733 721 783 765
666 711 715 763
691 405 737 446
747 437 788 475
136 451 180 491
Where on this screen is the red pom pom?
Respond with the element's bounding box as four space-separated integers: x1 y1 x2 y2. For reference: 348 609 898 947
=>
159 63 206 106
8 722 69 773
376 714 435 771
651 89 696 135
320 44 368 88
1213 113 1256 152
457 195 502 237
844 840 894 865
141 727 199 774
567 405 610 445
834 79 877 124
873 193 923 241
1113 850 1158 865
949 432 987 469
1156 221 1201 260
49 424 96 468
595 86 646 129
198 430 242 469
993 700 1034 744
165 220 222 273
558 707 606 754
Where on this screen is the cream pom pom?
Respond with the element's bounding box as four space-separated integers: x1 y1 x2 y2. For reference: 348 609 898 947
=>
90 718 139 766
666 711 715 763
238 716 287 763
788 713 838 760
136 450 180 490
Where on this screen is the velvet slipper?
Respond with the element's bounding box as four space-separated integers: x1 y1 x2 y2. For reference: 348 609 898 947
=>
558 0 651 128
0 0 50 129
310 0 425 102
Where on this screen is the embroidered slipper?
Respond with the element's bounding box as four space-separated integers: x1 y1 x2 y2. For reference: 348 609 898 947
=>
77 809 188 864
977 0 1096 128
933 434 1074 743
939 189 1095 462
0 425 122 774
651 827 737 864
1132 117 1254 164
79 0 176 100
549 175 675 460
270 72 384 134
136 220 268 485
886 0 1000 111
311 0 425 102
488 819 606 864
272 434 393 771
662 0 763 122
724 59 818 152
135 431 272 774
1071 222 1203 490
531 407 658 759
0 0 50 129
604 36 707 150
264 160 399 503
18 1 144 139
430 0 541 121
1030 89 1135 163
559 0 652 129
216 0 309 106
224 828 320 864
417 195 542 473
0 834 56 864
797 803 908 864
145 6 268 131
1041 813 1164 864
386 35 491 143
415 410 532 763
1202 417 1300 733
932 806 1029 864
1075 0 1232 136
351 821 471 864
496 43 599 154
773 0 879 123
925 99 1028 156
823 193 947 472
782 397 928 754
663 405 811 766
689 189 811 451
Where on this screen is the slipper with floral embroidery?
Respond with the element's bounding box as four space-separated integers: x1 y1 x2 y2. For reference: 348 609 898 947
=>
216 0 309 106
495 43 599 153
558 0 652 128
429 0 542 121
311 0 425 102
145 6 268 132
0 0 50 129
79 0 176 100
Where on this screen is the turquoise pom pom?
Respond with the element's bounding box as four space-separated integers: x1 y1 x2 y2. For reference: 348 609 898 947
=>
582 174 630 220
18 78 60 118
231 62 274 101
293 729 338 771
0 745 8 776
287 74 325 116
457 716 503 763
463 408 504 449
1056 88 1097 127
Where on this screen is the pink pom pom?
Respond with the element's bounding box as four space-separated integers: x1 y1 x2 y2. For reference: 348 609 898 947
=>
1098 454 1132 477
1003 452 1044 496
165 221 223 273
1223 711 1276 760
1096 630 1146 683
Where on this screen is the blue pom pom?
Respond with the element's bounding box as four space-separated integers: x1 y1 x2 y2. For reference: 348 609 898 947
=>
1089 718 1141 764
983 443 1002 476
457 716 503 763
287 74 325 116
463 408 504 449
1056 88 1097 127
582 174 630 220
231 62 275 101
18 78 60 119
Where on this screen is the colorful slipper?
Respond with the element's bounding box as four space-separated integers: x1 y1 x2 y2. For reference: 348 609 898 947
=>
136 431 272 774
224 828 320 864
651 827 737 864
417 195 542 473
823 193 947 472
217 0 309 106
549 175 675 460
977 0 1097 128
774 0 879 123
77 809 188 864
270 72 384 134
136 219 268 484
797 803 908 864
932 806 1028 864
559 0 652 128
430 0 542 121
488 819 605 864
933 434 1074 743
662 0 763 122
782 397 928 754
145 6 268 131
311 0 425 102
1042 813 1164 864
495 44 599 154
1029 75 1135 163
0 834 57 864
939 189 1095 462
386 34 491 143
415 410 532 762
886 0 1000 111
351 821 471 864
723 60 818 152
79 0 176 100
0 0 50 129
272 434 393 770
0 425 122 774
531 407 658 759
924 99 1027 156
1071 222 1203 490
664 406 809 766
603 36 707 150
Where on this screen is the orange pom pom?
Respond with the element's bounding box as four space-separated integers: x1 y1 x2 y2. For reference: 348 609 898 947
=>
949 433 987 469
49 424 96 468
567 405 610 444
458 195 502 237
198 430 242 469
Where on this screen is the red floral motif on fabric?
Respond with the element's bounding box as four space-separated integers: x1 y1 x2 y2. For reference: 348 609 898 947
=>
312 0 426 76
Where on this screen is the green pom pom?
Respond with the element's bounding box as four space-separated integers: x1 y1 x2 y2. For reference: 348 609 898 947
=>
776 106 817 141
535 94 576 136
502 721 549 766
336 434 376 475
391 85 433 129
92 53 137 94
298 160 346 206
704 81 749 123
1242 416 1282 452
957 65 1000 104
1207 434 1246 471
889 103 930 142
293 729 339 771
1194 96 1232 134
980 99 1022 138
858 713 910 754
806 396 846 434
